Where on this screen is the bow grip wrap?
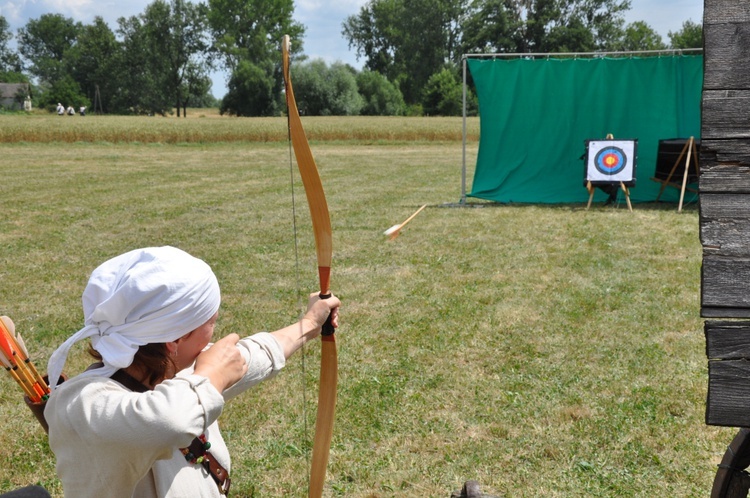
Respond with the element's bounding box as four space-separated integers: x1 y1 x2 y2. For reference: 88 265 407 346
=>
318 292 335 337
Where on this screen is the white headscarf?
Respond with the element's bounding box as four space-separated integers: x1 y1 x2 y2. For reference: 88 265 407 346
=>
47 246 221 390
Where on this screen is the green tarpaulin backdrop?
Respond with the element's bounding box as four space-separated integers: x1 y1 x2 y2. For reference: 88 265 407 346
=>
467 55 703 204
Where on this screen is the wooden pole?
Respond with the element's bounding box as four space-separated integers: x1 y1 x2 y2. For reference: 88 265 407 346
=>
586 181 595 210
620 182 633 212
678 136 694 212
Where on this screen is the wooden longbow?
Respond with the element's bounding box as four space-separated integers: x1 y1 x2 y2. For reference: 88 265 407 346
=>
282 34 337 498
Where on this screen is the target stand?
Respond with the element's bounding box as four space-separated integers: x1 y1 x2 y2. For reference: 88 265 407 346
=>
583 136 637 212
652 136 699 213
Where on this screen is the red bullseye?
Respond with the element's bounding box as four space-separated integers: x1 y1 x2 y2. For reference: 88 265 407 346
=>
602 153 620 169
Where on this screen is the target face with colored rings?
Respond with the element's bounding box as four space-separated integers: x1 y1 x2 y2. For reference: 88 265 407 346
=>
594 146 627 176
585 139 636 184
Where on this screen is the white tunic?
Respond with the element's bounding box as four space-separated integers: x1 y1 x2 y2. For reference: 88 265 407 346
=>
45 332 285 498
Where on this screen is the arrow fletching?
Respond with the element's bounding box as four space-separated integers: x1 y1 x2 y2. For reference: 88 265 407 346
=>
0 316 50 401
384 224 401 237
384 204 427 241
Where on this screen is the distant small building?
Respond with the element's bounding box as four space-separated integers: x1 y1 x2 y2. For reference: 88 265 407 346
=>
0 83 31 110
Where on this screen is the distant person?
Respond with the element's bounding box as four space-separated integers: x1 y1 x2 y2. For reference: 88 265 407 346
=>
56 103 64 115
66 106 75 116
79 106 86 116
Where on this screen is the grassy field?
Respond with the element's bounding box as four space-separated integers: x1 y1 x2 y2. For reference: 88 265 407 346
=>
0 111 479 143
0 111 731 497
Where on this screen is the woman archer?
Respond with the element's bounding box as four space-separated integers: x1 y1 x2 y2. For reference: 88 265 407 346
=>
44 245 340 497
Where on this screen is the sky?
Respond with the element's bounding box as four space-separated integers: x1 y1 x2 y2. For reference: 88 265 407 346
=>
0 0 703 98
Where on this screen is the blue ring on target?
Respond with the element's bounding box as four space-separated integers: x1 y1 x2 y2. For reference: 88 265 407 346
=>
594 146 627 176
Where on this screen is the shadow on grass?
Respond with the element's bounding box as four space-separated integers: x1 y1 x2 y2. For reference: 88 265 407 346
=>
438 199 699 213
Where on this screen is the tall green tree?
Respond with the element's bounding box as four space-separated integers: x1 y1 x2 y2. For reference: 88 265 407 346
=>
207 0 303 115
207 0 302 71
618 21 666 51
37 74 89 111
117 0 211 116
65 17 122 113
356 69 405 115
570 0 631 50
669 20 702 49
0 16 23 74
342 0 402 79
180 61 213 113
292 59 363 116
145 0 211 116
343 0 468 105
220 59 276 116
117 14 169 114
17 14 81 84
461 0 631 54
422 67 462 116
460 0 522 54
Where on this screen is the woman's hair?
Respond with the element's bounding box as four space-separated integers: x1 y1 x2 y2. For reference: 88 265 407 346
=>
89 342 176 387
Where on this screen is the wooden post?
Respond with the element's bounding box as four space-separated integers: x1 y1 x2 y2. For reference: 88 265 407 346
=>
619 182 633 212
585 181 595 210
678 137 696 212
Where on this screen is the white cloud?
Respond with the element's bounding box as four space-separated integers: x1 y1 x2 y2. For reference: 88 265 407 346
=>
1 0 150 30
42 0 94 17
0 0 31 26
296 0 367 12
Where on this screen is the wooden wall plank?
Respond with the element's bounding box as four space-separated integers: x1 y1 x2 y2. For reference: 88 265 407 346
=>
701 167 750 193
702 91 750 138
702 220 750 257
707 360 750 427
700 138 750 184
706 321 750 359
706 321 750 426
704 24 750 89
701 193 750 217
702 256 750 315
703 1 750 24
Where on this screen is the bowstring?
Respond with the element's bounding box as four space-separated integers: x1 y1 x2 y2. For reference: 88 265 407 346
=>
286 89 312 486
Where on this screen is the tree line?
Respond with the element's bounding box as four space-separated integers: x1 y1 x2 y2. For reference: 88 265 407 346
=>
0 0 702 117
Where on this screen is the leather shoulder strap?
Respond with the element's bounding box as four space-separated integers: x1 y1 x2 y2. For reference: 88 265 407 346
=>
110 369 149 393
110 369 232 495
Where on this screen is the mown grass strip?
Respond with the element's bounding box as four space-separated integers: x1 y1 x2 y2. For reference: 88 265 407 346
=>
0 114 480 144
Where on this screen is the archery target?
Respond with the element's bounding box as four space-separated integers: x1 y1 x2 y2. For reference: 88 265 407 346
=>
595 147 626 175
585 140 636 183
